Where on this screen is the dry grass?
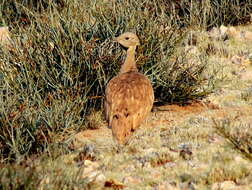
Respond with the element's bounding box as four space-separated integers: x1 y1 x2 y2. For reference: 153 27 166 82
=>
1 0 252 189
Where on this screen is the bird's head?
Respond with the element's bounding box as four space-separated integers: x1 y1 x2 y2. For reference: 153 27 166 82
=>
114 32 140 48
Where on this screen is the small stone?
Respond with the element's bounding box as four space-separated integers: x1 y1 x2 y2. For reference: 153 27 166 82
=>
227 27 238 37
234 155 245 163
164 162 176 168
155 181 178 190
81 160 101 181
145 162 152 168
219 25 229 40
84 160 99 168
220 181 236 189
82 170 105 184
82 166 95 176
151 169 162 178
145 148 156 153
208 27 220 40
74 144 98 163
88 171 100 179
95 173 106 183
124 165 136 172
123 176 142 185
178 143 192 150
212 181 236 190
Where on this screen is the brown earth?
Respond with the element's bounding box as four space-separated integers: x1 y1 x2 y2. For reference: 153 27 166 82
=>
65 25 252 190
75 94 252 146
74 25 252 147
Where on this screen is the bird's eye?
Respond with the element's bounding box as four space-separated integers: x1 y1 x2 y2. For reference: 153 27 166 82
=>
125 37 129 40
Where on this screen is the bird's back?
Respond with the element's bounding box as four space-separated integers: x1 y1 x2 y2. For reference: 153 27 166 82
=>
105 71 154 144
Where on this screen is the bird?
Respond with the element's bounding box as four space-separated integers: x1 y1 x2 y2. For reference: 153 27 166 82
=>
105 32 154 145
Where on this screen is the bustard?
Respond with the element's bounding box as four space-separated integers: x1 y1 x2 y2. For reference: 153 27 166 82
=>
105 32 154 145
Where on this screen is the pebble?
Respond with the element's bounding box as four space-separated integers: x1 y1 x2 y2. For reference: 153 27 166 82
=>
123 176 142 185
212 181 236 190
154 181 179 190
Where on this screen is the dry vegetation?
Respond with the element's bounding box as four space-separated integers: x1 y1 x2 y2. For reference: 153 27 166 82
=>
0 0 252 189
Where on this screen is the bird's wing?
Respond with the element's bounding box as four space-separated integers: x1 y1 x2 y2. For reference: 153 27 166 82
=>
105 72 154 129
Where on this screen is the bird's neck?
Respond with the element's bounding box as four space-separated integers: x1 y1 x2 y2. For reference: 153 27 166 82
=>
120 46 138 74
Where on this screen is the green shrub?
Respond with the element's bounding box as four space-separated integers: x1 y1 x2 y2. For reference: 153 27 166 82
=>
0 0 219 162
162 0 252 29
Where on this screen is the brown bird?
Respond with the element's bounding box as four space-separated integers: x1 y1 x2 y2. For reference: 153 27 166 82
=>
105 32 154 145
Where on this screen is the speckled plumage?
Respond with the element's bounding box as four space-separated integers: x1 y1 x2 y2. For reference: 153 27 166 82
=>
105 32 154 145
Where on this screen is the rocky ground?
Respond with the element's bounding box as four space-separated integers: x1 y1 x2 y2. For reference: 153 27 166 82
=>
1 24 252 189
67 25 252 190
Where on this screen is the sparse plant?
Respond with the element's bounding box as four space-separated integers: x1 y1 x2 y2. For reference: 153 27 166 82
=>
164 0 252 29
204 163 251 184
213 118 252 161
0 0 217 163
1 0 252 189
0 162 92 190
241 88 252 104
86 110 104 130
